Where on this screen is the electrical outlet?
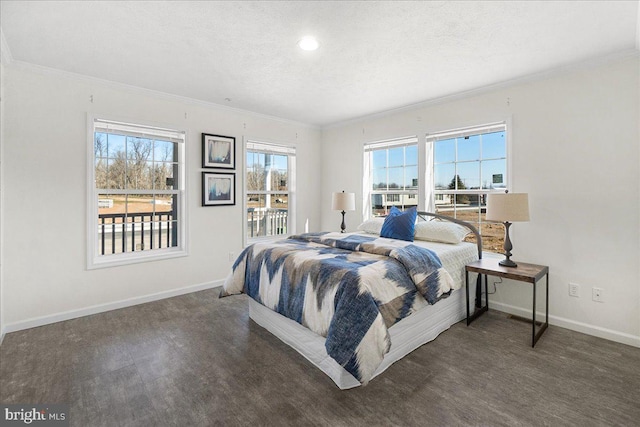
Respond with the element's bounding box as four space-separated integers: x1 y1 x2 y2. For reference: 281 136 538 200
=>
228 252 235 262
569 283 580 297
592 287 604 303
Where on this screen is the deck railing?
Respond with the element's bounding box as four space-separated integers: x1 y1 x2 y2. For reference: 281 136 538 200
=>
247 208 288 238
98 211 176 255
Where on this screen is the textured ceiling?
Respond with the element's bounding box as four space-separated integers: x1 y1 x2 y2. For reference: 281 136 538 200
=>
1 1 638 126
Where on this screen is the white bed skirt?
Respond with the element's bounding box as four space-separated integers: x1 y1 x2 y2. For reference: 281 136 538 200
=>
249 278 478 389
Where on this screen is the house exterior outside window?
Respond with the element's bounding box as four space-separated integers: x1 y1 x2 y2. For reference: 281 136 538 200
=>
364 136 419 217
428 122 508 252
245 140 296 241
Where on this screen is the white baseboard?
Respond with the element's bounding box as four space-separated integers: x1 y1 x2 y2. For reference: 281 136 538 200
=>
489 300 640 348
2 283 637 350
0 279 224 338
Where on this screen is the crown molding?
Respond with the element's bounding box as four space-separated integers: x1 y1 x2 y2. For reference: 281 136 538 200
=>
5 59 320 130
324 48 640 130
0 27 13 65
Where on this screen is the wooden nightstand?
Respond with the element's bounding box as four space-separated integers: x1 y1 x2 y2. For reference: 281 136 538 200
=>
465 258 549 347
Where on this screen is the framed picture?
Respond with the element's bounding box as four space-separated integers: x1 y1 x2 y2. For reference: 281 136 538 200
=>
202 133 235 169
202 172 235 207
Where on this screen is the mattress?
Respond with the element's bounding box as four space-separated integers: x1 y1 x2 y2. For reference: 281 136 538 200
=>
248 237 479 389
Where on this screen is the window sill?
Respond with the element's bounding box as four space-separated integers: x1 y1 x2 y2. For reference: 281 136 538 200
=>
87 248 188 270
246 235 290 247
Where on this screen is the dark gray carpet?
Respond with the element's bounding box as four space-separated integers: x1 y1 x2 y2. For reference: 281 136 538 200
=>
1 288 639 426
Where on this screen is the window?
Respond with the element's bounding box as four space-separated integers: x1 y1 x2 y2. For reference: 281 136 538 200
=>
364 137 418 217
428 122 507 252
88 117 186 268
245 140 296 240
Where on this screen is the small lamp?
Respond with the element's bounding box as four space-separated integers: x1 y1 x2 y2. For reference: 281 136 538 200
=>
332 191 356 233
486 191 530 268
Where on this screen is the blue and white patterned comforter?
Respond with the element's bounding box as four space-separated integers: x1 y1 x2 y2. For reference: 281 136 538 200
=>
221 232 457 384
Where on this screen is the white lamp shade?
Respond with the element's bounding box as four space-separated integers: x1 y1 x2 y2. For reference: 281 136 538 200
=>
332 192 355 211
486 193 530 222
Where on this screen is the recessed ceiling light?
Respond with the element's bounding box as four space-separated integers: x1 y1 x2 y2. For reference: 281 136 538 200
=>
298 36 319 51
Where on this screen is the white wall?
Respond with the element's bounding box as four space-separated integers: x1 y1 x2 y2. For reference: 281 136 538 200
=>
321 55 640 346
0 62 5 342
1 64 321 329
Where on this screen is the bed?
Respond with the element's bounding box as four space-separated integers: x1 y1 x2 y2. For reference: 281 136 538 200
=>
221 212 482 389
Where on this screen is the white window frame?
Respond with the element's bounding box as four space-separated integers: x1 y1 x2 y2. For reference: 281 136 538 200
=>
363 136 419 218
243 138 296 246
86 114 188 269
427 121 511 251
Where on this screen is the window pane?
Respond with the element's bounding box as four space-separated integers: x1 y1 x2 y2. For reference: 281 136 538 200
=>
481 222 504 253
434 200 455 218
247 194 265 210
388 168 403 190
95 133 107 158
153 194 174 217
247 194 265 238
434 138 455 164
271 154 288 171
246 152 266 191
270 194 288 208
434 163 455 190
385 193 401 209
404 166 418 189
126 159 153 190
154 140 176 162
125 194 154 253
481 131 506 159
405 145 418 166
153 162 175 190
372 150 386 169
403 193 418 209
95 158 107 188
270 168 288 191
107 158 126 189
268 195 288 236
481 159 506 190
481 210 504 253
456 162 480 189
388 147 404 167
372 169 387 190
107 134 125 159
97 197 126 255
126 194 154 217
371 194 386 217
457 135 480 162
152 195 177 250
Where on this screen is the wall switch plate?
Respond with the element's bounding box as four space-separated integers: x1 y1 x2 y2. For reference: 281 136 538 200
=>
569 283 580 297
592 287 604 302
228 252 235 262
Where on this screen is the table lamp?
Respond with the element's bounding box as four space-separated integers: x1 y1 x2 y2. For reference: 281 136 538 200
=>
486 191 530 267
332 191 355 233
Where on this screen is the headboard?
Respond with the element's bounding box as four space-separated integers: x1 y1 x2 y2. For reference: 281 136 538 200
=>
416 211 483 260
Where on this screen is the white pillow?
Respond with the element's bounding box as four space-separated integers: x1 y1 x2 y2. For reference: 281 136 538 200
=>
357 217 386 235
413 220 470 244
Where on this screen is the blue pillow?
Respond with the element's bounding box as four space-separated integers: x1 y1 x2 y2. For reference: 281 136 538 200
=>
380 206 417 242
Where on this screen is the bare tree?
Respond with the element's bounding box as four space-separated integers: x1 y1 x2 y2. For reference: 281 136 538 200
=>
247 162 266 192
94 135 107 188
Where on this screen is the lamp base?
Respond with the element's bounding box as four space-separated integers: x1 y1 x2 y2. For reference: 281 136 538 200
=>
499 258 518 268
500 221 518 268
